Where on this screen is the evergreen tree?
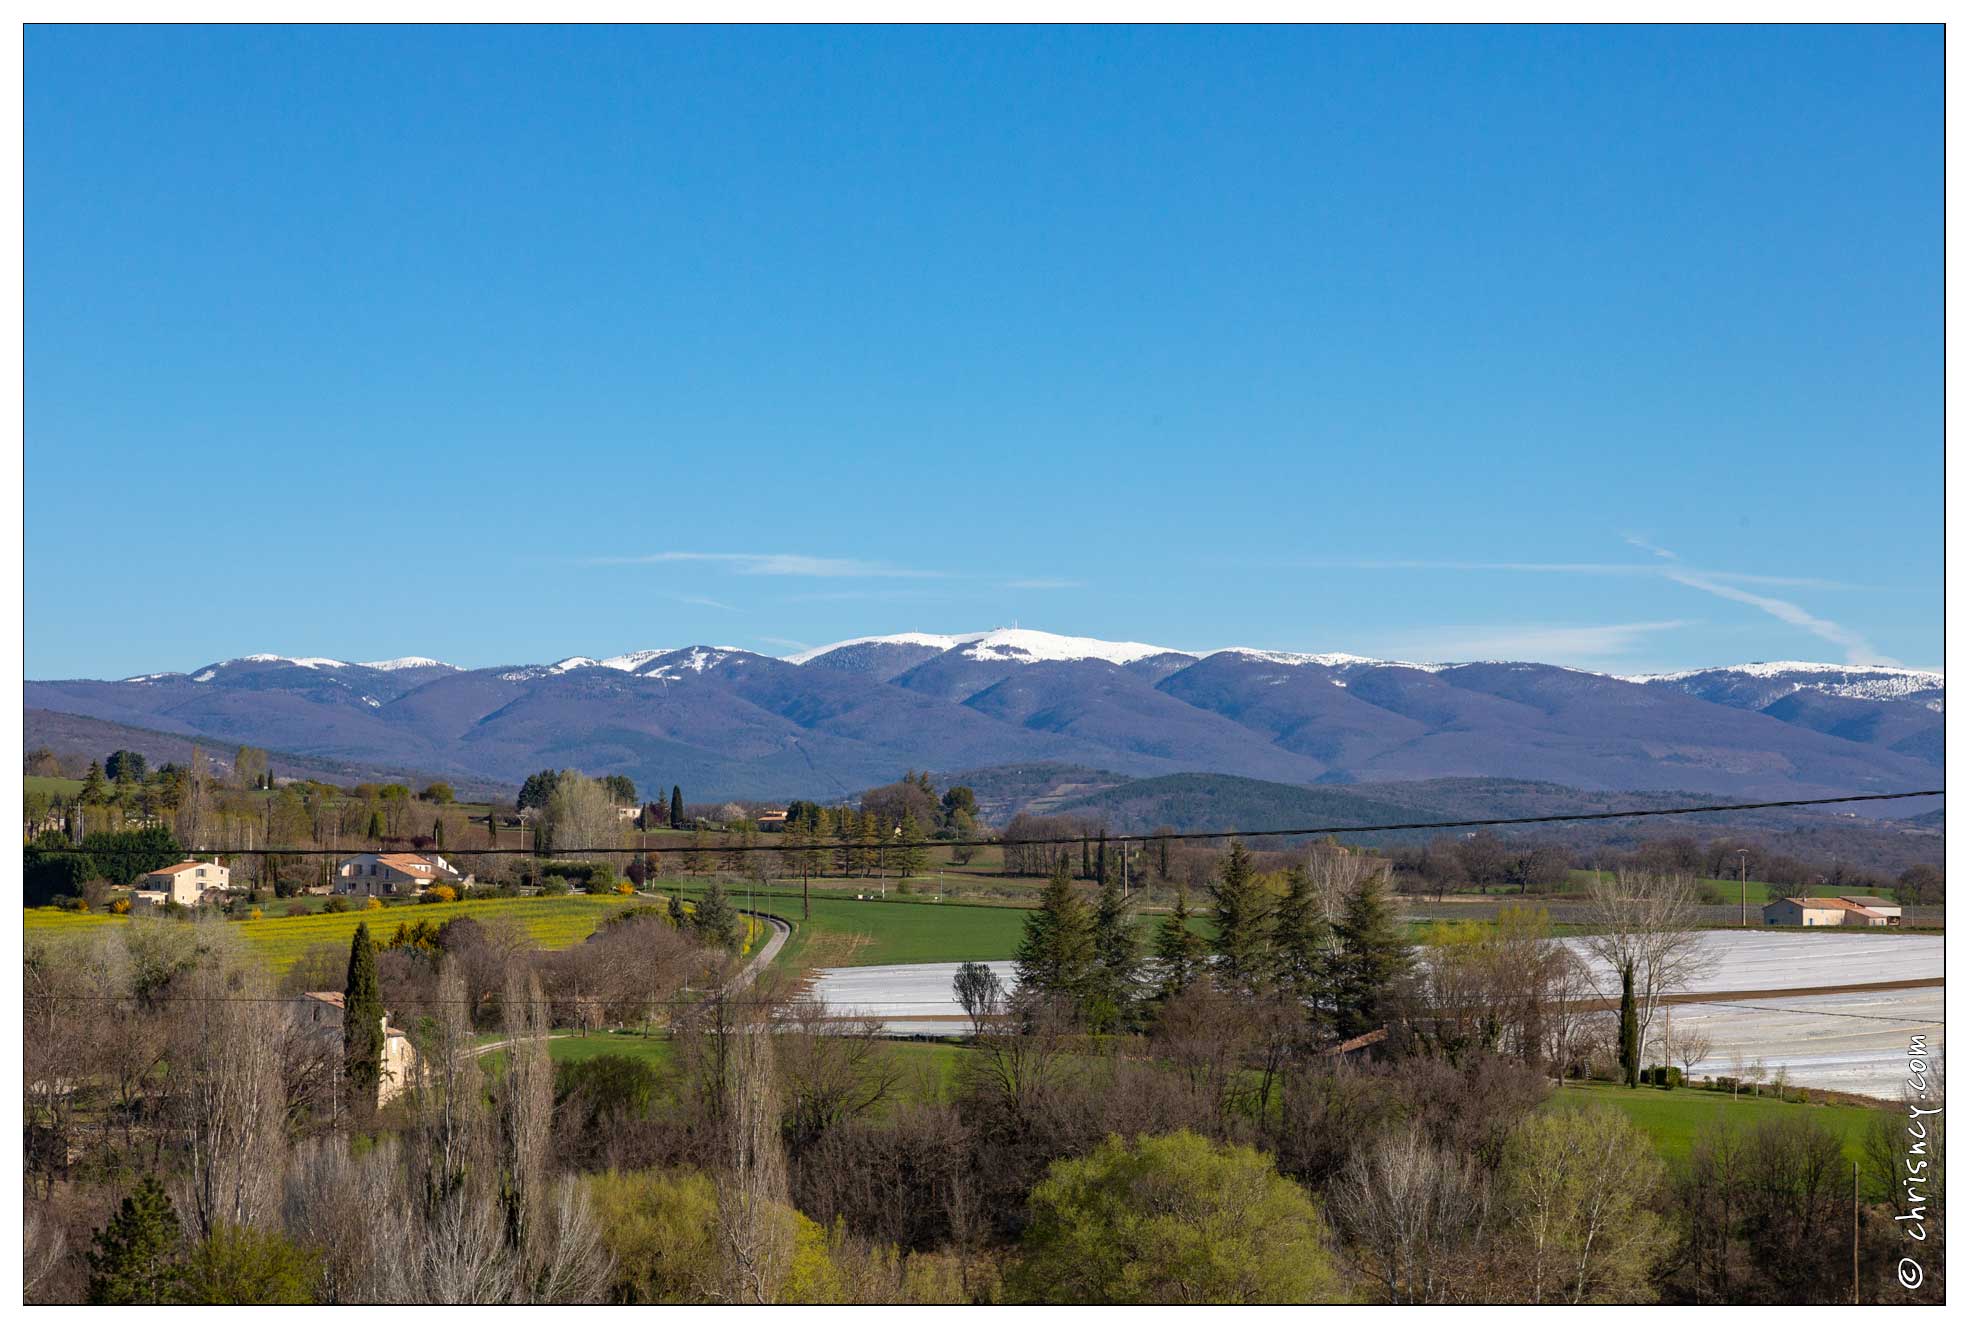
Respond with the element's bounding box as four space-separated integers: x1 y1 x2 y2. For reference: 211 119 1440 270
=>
1080 837 1092 881
365 809 386 842
1014 858 1095 1008
1153 887 1212 1000
1617 965 1640 1088
1270 867 1330 1033
486 808 500 846
670 785 684 828
432 817 445 850
1330 872 1414 1039
343 921 385 1113
692 878 742 953
81 760 107 804
1208 840 1272 995
895 811 928 881
667 891 688 928
1088 868 1141 1030
86 1174 184 1304
1094 830 1108 888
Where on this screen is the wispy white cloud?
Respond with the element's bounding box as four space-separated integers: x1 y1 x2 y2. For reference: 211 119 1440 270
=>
584 551 950 579
1001 577 1083 590
674 594 740 612
1658 570 1893 666
1625 536 1894 666
1374 620 1699 666
1296 557 1853 591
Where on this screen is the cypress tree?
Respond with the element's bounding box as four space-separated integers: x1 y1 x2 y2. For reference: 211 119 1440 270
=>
432 817 444 850
670 785 684 829
1153 887 1211 1000
1618 964 1640 1088
86 1175 183 1304
1014 857 1095 1007
1330 873 1414 1038
1208 840 1272 995
343 922 385 1113
365 810 386 842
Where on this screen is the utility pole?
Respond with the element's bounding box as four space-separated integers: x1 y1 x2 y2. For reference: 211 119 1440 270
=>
1739 850 1749 928
1853 1159 1860 1304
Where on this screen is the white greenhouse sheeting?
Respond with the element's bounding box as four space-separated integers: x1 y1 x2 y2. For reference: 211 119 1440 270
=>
808 932 1943 1096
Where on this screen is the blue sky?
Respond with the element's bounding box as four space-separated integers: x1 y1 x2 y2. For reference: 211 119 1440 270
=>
26 25 1940 678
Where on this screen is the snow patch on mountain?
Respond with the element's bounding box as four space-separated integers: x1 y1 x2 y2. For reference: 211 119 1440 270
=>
1625 661 1945 705
957 628 1189 666
597 649 676 672
358 657 456 672
236 653 350 669
784 632 990 664
1212 647 1415 669
643 646 748 678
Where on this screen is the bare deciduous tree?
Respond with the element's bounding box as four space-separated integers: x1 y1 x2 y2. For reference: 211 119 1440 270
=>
170 925 287 1239
1333 1125 1491 1303
1580 869 1708 1069
717 1006 792 1303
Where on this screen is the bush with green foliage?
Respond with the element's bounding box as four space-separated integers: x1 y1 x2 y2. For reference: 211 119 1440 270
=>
177 1225 323 1304
1007 1130 1345 1304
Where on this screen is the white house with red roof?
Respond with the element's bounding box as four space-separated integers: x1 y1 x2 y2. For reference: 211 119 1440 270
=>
334 850 472 897
138 859 230 906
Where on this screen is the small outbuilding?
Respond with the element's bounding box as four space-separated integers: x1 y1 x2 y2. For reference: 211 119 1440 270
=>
1763 896 1891 927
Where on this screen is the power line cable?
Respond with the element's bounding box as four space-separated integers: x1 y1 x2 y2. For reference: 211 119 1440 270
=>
28 788 1945 856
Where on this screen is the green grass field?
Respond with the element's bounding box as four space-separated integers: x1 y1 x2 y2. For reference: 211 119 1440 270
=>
1552 1080 1887 1166
662 883 1037 968
481 1030 971 1104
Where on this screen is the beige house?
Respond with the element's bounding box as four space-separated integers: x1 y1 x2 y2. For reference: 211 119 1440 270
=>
335 851 472 897
290 991 418 1107
1763 896 1892 927
140 859 230 906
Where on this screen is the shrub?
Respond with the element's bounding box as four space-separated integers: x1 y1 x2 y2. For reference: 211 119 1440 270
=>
108 898 132 915
537 875 570 896
615 882 636 896
177 1224 322 1305
1007 1130 1344 1304
362 897 383 911
321 895 350 913
423 885 457 904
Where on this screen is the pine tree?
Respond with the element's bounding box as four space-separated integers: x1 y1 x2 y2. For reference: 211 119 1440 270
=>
1153 887 1211 1000
1014 858 1095 1008
692 878 742 953
343 921 385 1113
1330 872 1414 1039
86 1175 184 1304
670 785 684 829
1088 868 1141 1031
1618 964 1640 1088
1208 840 1272 995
